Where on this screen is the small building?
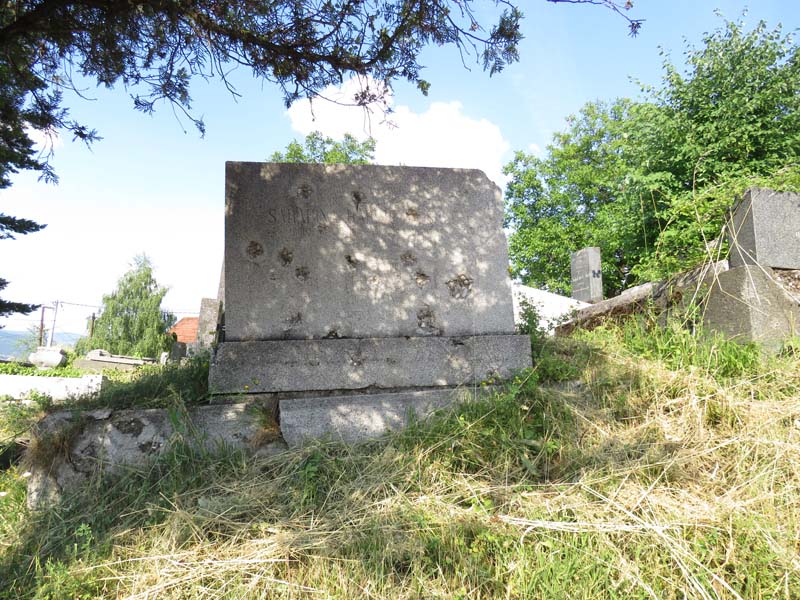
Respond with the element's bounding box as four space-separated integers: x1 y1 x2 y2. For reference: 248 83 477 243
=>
169 317 198 344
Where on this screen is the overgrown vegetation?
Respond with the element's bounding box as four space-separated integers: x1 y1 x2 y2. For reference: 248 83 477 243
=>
0 361 83 378
2 316 798 598
0 355 209 475
73 354 210 412
505 16 800 296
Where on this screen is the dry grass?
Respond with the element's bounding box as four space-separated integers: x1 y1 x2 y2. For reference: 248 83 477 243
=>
1 323 799 599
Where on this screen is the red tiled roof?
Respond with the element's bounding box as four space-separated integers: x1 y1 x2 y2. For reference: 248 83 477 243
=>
169 317 199 344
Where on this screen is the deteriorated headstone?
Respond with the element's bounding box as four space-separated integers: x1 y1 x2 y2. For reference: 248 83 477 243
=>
728 188 800 269
197 298 222 347
703 265 800 353
570 247 603 303
209 163 531 444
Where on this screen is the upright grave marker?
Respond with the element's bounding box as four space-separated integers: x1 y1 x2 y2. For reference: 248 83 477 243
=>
728 187 800 269
701 187 800 351
570 247 603 303
209 163 531 444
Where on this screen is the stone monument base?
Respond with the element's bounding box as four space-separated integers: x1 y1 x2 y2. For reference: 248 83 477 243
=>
209 334 531 443
279 387 493 446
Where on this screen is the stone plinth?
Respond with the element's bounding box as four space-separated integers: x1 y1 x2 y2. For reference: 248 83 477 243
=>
571 247 603 303
703 265 800 352
728 188 800 269
26 401 283 508
279 388 489 447
209 335 531 395
211 163 532 443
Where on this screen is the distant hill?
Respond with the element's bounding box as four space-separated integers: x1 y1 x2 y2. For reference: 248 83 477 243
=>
0 330 83 360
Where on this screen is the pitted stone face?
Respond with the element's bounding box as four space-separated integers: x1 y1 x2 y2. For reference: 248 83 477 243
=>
246 241 264 259
223 163 516 341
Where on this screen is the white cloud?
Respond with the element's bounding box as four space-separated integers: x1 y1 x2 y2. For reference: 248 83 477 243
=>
286 77 510 187
528 143 543 156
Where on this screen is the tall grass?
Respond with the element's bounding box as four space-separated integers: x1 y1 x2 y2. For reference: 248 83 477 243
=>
1 321 799 598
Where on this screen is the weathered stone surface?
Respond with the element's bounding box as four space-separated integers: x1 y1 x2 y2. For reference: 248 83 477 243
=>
209 335 531 395
774 269 800 302
28 347 66 368
26 401 282 508
279 387 489 446
703 265 800 352
728 187 800 269
197 298 222 347
74 349 155 372
0 374 104 401
223 163 515 341
570 247 603 303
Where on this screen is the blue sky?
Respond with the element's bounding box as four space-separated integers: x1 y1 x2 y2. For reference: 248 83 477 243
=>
1 0 798 335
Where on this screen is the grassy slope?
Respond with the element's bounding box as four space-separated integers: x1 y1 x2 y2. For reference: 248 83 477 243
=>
0 320 799 599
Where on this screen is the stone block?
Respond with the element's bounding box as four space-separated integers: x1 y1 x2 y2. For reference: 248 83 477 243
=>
728 187 800 269
556 282 660 335
279 387 491 446
571 247 603 303
223 163 515 341
703 265 800 352
209 335 531 395
197 298 222 347
0 374 104 401
26 400 283 508
28 347 66 368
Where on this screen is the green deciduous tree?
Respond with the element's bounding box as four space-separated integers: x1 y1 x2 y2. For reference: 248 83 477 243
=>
75 255 176 358
505 16 800 297
270 131 376 164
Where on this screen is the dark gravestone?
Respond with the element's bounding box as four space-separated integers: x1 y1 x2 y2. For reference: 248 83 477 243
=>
728 188 800 269
570 247 603 303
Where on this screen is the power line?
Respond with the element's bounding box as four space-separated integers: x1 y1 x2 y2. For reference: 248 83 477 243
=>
58 300 102 309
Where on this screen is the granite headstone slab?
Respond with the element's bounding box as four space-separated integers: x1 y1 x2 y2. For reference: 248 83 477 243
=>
211 163 531 443
570 247 603 303
728 187 800 269
224 163 516 341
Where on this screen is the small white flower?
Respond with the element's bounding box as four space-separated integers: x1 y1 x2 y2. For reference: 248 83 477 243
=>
0 491 8 497
21 471 32 478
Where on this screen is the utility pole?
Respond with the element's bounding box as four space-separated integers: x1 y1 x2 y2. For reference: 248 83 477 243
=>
89 313 96 338
47 301 59 347
38 306 46 347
